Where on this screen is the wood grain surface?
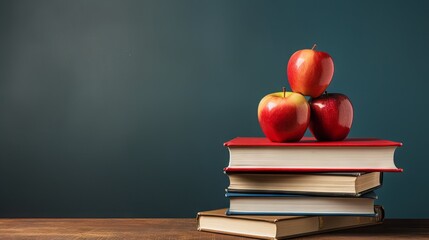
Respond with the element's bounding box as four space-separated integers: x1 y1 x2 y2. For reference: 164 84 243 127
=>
0 219 428 239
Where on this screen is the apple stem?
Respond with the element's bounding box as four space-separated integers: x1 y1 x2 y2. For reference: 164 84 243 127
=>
312 44 317 50
283 87 286 98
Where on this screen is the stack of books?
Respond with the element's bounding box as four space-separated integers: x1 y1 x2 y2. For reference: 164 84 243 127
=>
197 137 402 239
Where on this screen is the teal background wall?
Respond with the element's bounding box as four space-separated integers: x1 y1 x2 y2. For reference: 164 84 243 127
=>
0 0 427 217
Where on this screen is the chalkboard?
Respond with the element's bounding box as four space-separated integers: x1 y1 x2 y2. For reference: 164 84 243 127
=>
0 0 427 217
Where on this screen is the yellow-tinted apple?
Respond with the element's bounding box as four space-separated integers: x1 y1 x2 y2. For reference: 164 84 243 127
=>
258 88 310 142
287 44 334 98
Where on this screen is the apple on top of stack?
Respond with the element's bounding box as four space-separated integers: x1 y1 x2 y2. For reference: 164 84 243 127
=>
258 44 353 142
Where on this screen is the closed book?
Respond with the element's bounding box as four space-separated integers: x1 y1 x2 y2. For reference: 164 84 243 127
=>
227 172 382 196
226 191 377 216
197 205 384 240
224 137 402 172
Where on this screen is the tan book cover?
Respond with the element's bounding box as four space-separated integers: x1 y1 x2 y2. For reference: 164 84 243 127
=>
197 205 384 239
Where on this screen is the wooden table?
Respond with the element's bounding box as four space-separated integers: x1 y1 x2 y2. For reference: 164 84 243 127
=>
0 219 428 239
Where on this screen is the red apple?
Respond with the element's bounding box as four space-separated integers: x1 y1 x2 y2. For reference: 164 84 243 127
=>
287 44 334 98
258 89 310 142
309 92 353 141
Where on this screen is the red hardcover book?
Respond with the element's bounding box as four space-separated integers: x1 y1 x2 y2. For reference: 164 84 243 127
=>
224 137 403 173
